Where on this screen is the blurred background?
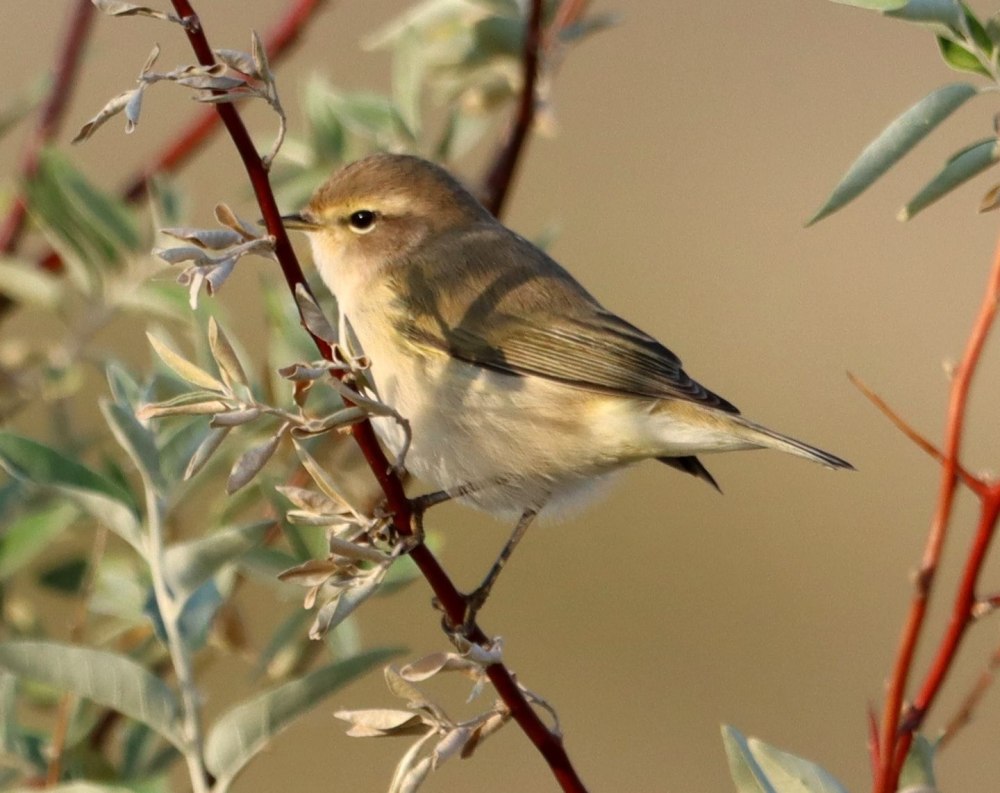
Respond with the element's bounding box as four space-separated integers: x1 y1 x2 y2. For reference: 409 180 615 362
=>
4 1 1000 791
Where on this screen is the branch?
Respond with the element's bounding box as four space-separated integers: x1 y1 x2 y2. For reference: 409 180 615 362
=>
480 0 591 218
166 3 588 790
847 372 985 495
874 231 1000 793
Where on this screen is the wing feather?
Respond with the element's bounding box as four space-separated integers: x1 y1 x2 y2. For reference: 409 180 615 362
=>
390 224 739 414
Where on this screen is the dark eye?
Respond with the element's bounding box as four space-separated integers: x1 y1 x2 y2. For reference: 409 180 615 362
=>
348 210 377 233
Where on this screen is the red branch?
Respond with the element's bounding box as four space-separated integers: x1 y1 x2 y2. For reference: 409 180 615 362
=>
0 0 96 256
167 2 588 790
480 0 589 217
873 232 1000 793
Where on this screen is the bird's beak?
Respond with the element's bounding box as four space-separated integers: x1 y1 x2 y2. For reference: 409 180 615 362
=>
279 212 321 231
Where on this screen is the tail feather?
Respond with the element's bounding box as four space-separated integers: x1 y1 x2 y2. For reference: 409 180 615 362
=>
737 417 854 470
657 455 722 492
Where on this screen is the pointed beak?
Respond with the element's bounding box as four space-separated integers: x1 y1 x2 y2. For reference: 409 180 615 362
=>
278 212 321 231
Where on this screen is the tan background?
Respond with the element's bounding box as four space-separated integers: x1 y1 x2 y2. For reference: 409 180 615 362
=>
5 1 1000 791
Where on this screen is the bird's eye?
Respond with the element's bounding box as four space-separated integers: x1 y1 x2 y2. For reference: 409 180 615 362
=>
348 210 377 234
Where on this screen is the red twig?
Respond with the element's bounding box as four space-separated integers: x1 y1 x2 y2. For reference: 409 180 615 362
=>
873 232 1000 793
480 0 542 217
0 0 96 256
847 372 985 495
167 3 588 790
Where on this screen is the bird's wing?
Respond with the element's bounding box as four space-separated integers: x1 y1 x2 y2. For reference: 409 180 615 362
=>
391 224 739 413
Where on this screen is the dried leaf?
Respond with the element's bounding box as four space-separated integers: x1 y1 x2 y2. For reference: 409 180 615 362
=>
161 227 245 249
139 399 230 419
226 425 287 494
277 558 339 587
73 90 134 143
184 426 230 480
214 203 257 238
294 284 338 344
334 708 428 737
208 317 248 389
213 48 259 78
980 182 1000 212
93 0 180 21
124 85 145 133
146 332 226 392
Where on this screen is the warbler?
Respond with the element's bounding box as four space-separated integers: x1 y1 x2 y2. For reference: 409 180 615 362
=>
283 153 851 610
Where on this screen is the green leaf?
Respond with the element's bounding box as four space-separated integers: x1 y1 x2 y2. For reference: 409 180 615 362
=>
885 0 962 27
100 399 166 492
721 726 849 793
898 733 938 790
750 737 849 793
807 82 978 224
0 432 133 506
165 520 272 599
901 137 999 219
937 36 991 76
22 150 140 271
0 502 78 581
204 648 400 785
722 725 775 793
0 641 182 748
60 487 144 555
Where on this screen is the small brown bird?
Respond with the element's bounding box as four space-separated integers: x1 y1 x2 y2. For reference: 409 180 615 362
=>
283 153 851 611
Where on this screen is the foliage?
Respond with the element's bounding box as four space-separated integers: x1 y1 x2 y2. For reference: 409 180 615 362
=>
0 1 609 792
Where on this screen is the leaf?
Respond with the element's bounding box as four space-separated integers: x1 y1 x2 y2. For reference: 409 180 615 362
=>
750 737 849 793
0 502 78 581
0 641 182 748
100 399 165 492
226 428 286 494
165 521 272 598
721 725 777 793
936 36 991 76
885 0 963 27
208 317 249 389
807 82 979 224
898 733 938 790
184 426 230 480
0 432 133 506
60 487 144 555
900 137 999 219
204 648 400 786
146 333 226 392
722 726 849 793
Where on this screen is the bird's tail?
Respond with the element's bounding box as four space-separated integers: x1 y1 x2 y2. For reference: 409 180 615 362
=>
732 415 853 470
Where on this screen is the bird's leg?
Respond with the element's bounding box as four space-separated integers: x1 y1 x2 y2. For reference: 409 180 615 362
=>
462 506 539 631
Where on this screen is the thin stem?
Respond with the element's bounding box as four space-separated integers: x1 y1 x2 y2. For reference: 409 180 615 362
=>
874 230 1000 793
143 479 209 793
481 0 543 217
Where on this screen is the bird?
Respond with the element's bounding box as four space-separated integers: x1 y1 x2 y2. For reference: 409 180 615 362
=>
282 152 852 620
